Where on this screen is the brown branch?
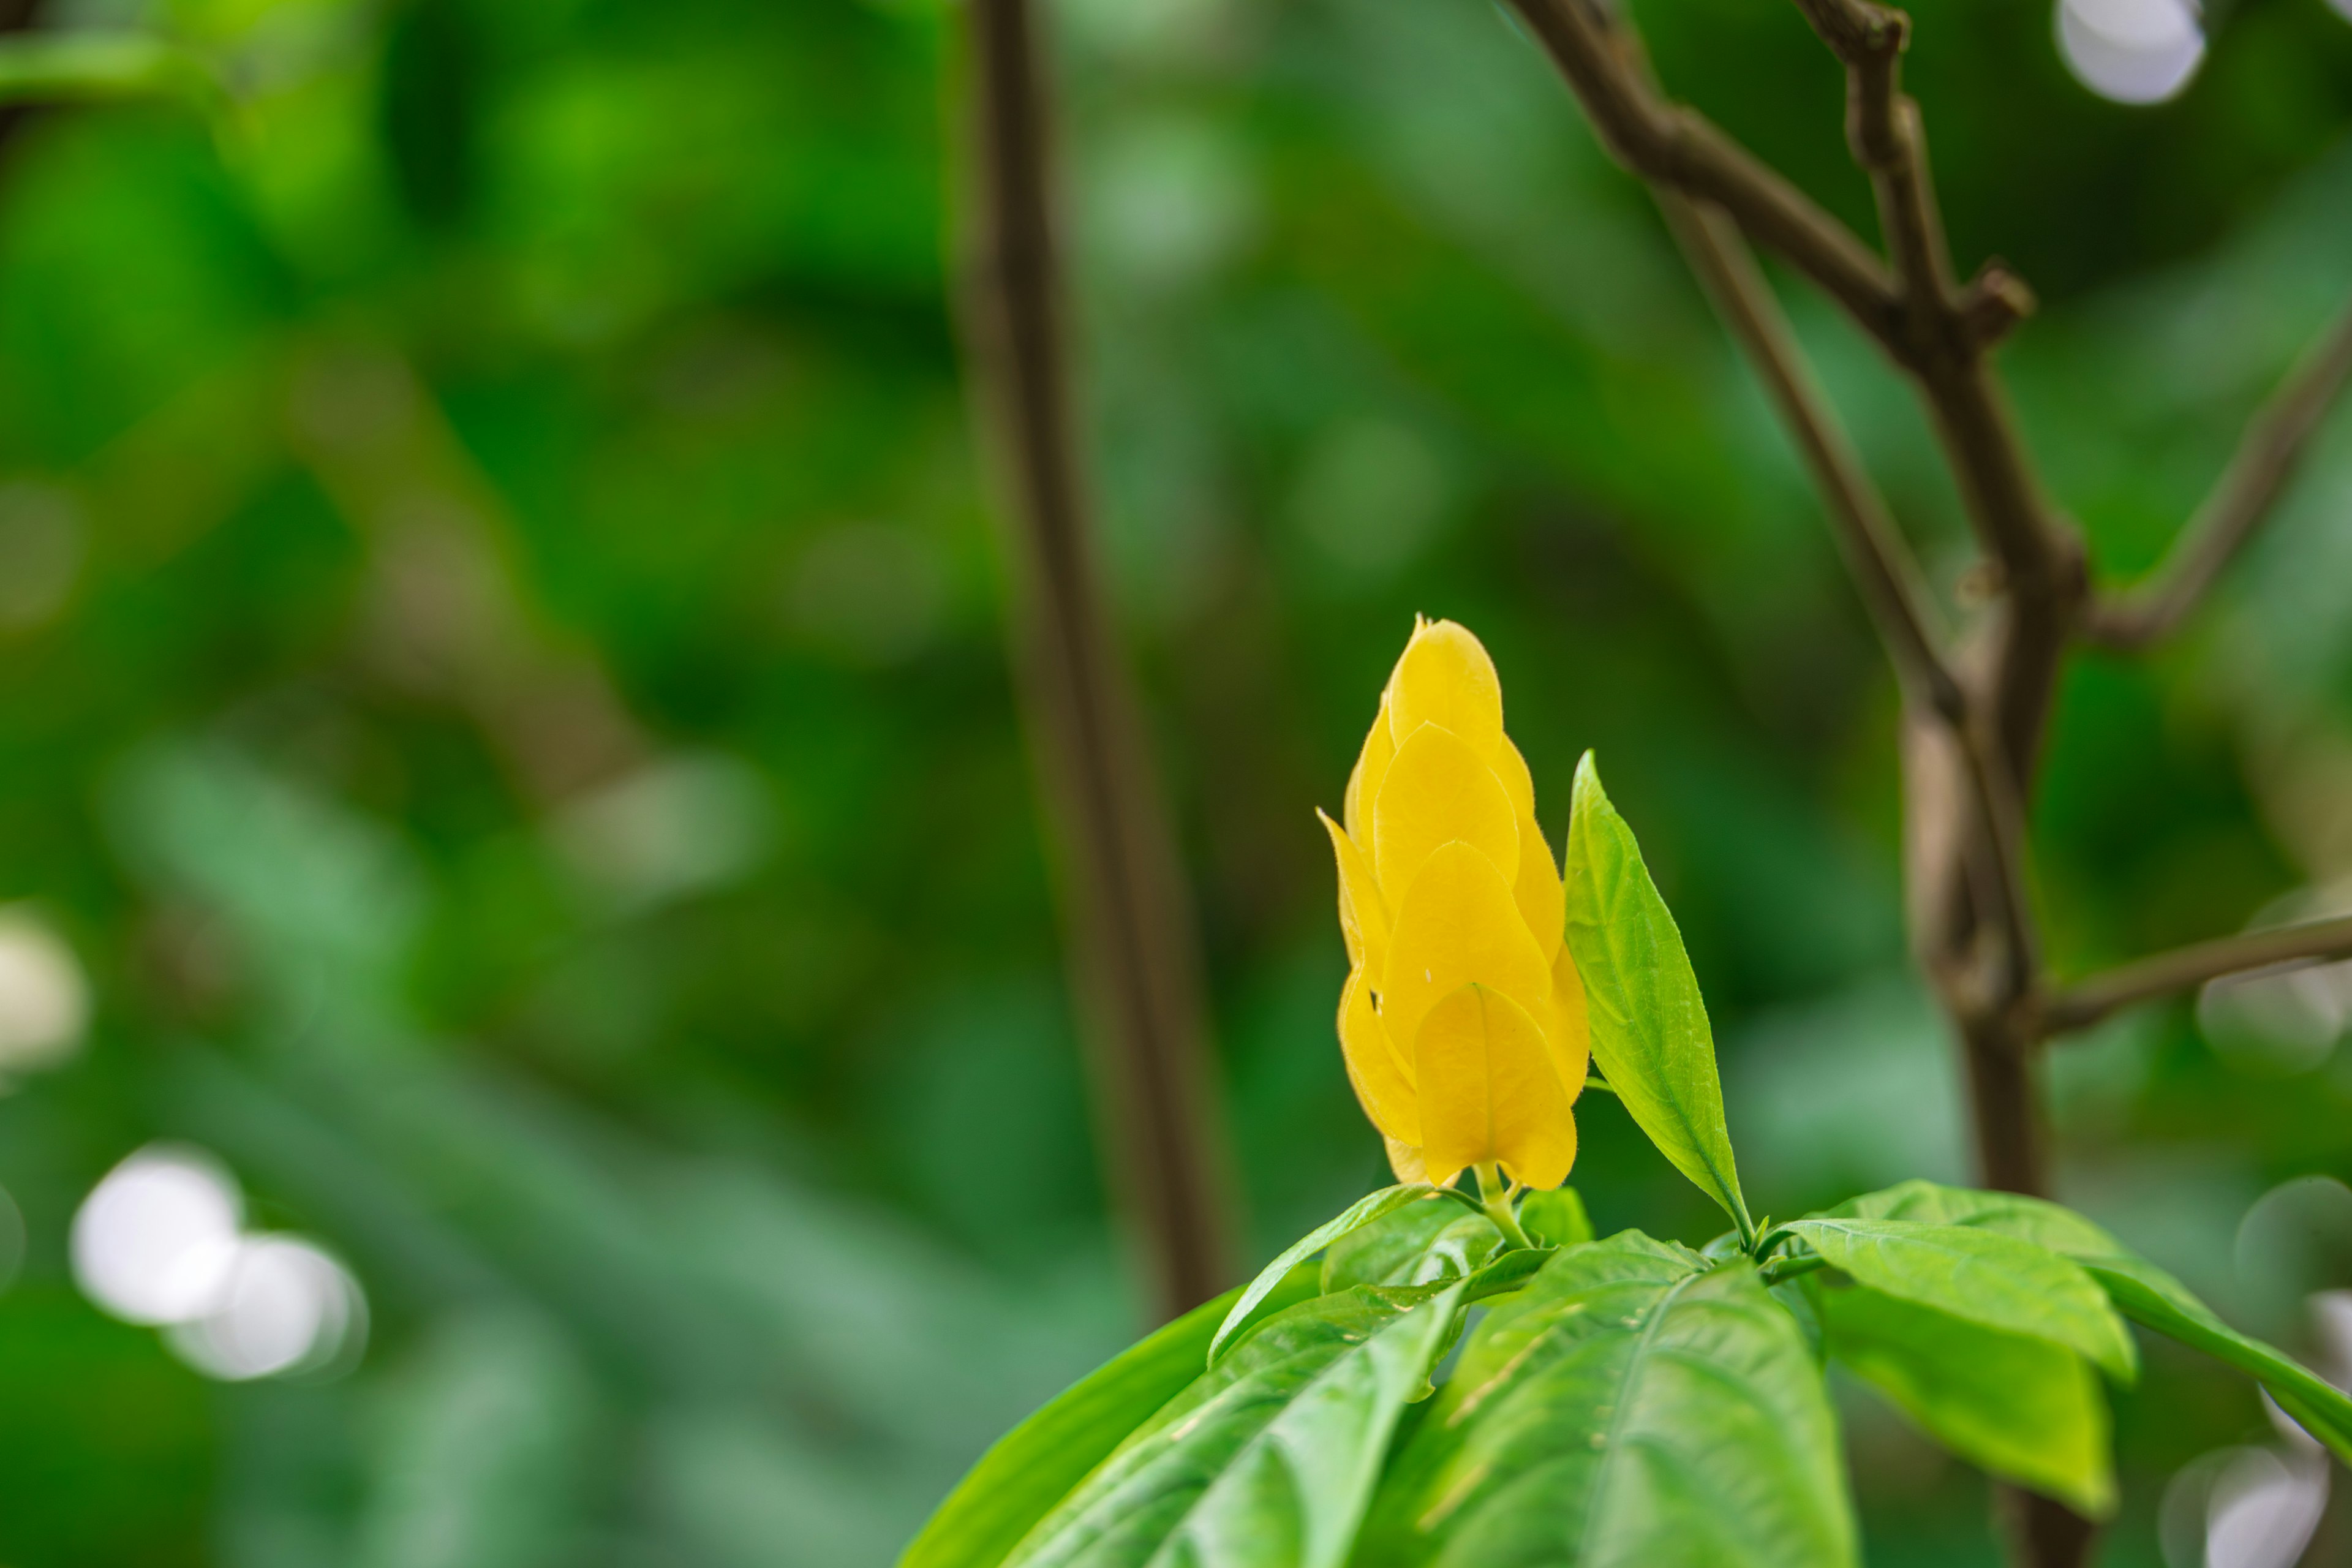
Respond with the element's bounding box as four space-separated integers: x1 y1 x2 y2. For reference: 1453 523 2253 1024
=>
1663 195 2043 1014
2040 914 2352 1037
963 0 1235 1319
1953 709 2041 1008
1760 12 2082 1563
2085 299 2352 650
1780 0 2074 790
1501 0 1901 344
1659 196 1961 720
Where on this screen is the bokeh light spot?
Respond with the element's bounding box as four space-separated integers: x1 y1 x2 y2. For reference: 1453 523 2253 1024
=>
165 1236 366 1382
71 1146 244 1327
2057 0 2205 104
0 907 89 1080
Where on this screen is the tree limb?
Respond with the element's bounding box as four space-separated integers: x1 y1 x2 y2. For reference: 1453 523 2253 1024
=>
2084 299 2352 650
2040 914 2352 1037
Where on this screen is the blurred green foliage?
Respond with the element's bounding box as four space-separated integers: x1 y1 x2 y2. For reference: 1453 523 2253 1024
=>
0 0 2344 1562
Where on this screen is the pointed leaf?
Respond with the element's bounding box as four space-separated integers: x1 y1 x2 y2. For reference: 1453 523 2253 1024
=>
1005 1283 1466 1568
1832 1180 2352 1460
1358 1233 1857 1568
1828 1179 2120 1254
1780 1218 2136 1382
901 1268 1321 1568
1210 1185 1440 1364
2079 1254 2352 1466
1814 1281 2115 1518
1562 754 1753 1243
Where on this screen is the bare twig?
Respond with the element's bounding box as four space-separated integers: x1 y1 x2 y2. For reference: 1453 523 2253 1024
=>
1501 0 1901 343
963 0 1235 1319
1661 196 2043 1015
1665 192 2051 1020
1659 197 1961 719
2085 300 2352 650
2040 914 2352 1037
1779 0 2075 790
1953 710 2041 1007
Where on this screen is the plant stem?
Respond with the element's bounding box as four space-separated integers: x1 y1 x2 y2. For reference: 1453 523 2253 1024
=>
1474 1163 1537 1251
1759 1253 1830 1287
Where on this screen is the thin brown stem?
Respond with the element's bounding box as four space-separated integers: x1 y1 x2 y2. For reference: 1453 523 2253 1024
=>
1659 195 1962 722
1953 709 2041 1006
1661 196 2044 1007
962 0 1236 1319
1501 0 1901 344
2040 914 2352 1037
2086 299 2352 650
1781 0 2076 787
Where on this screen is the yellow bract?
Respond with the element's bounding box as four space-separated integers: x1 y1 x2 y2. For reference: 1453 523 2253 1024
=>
1321 617 1589 1189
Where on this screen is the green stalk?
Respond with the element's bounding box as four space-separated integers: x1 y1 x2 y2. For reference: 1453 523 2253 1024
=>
1474 1163 1536 1252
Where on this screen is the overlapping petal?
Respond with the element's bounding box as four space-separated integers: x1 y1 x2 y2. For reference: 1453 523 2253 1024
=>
1322 617 1588 1191
1389 619 1504 760
1344 695 1397 842
1542 944 1592 1105
1513 816 1565 963
1381 840 1551 1056
1338 968 1419 1147
1494 734 1537 823
1318 810 1390 978
1413 984 1579 1191
1371 724 1518 897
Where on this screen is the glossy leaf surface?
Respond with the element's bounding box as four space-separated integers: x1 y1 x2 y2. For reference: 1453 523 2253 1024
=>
1833 1181 2352 1460
1561 755 1752 1243
1005 1284 1465 1568
1322 1202 1501 1293
900 1270 1322 1568
1210 1185 1441 1364
2081 1254 2352 1466
1359 1232 1856 1568
1814 1281 2115 1517
1781 1217 2136 1382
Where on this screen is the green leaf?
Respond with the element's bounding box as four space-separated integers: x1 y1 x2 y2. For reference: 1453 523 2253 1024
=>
1832 1180 2352 1460
1212 1185 1443 1364
1002 1283 1466 1568
1357 1232 1858 1568
1814 1281 2115 1518
1780 1218 2136 1383
1324 1204 1501 1293
1520 1186 1593 1249
1828 1179 2120 1255
2079 1254 2352 1467
1562 755 1754 1245
900 1268 1322 1568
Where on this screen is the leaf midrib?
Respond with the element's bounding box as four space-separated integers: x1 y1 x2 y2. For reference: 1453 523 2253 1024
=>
1570 1267 1707 1564
1112 1305 1425 1568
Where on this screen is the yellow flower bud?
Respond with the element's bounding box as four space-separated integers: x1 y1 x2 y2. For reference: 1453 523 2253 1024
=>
1320 617 1588 1189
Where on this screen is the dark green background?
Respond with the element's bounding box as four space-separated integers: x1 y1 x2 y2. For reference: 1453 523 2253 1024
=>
0 0 2347 1561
